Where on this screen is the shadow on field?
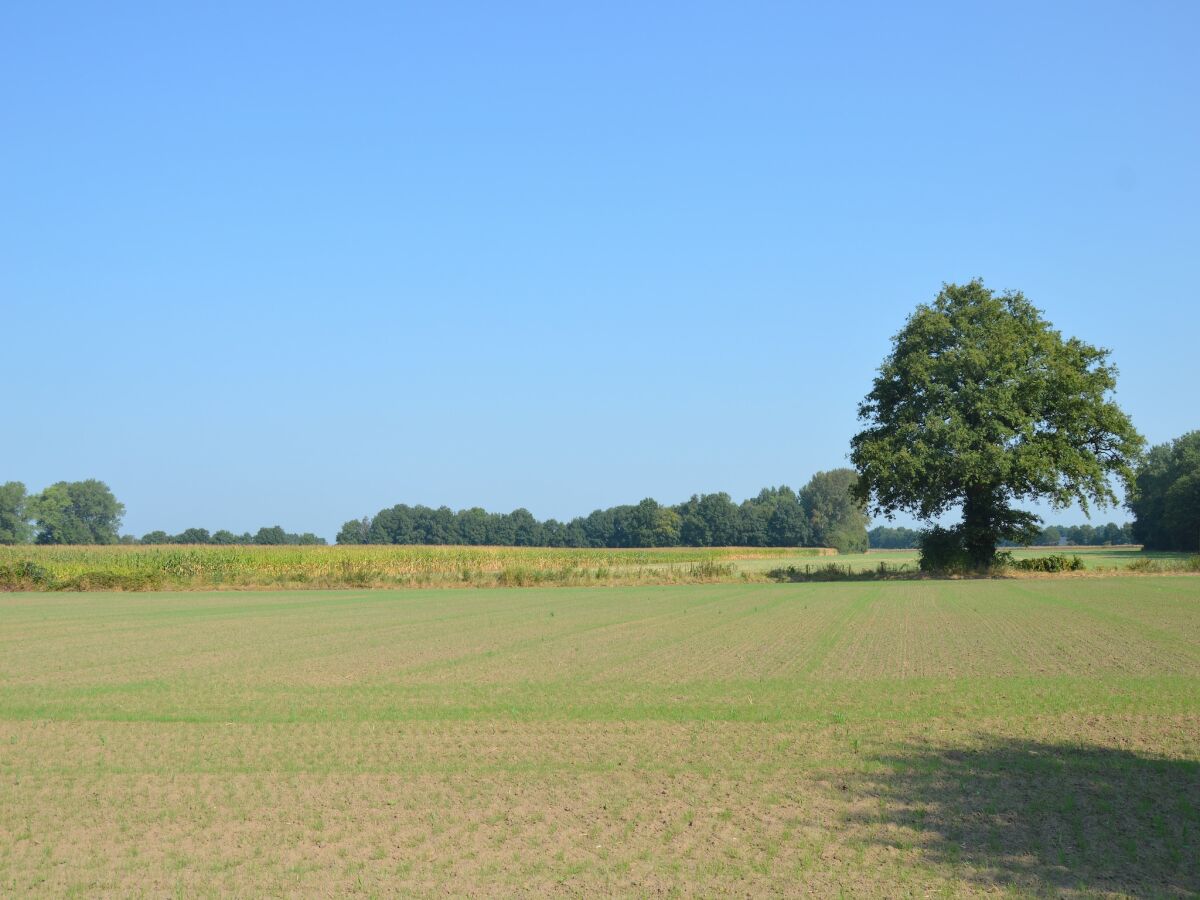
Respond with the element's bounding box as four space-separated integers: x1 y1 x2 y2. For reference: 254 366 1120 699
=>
852 738 1200 896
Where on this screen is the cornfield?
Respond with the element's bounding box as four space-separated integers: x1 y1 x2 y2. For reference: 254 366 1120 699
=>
0 544 833 591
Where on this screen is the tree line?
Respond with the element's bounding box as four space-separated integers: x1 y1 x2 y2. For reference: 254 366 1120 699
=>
1128 431 1200 552
868 522 1135 550
337 469 870 551
0 480 125 545
1 430 1192 555
0 480 325 546
139 526 326 546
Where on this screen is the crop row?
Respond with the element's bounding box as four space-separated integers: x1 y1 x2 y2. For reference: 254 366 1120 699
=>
0 544 829 591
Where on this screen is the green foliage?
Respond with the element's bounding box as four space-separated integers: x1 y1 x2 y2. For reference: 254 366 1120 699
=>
766 561 914 581
336 517 371 545
0 559 50 588
28 479 125 545
1022 521 1133 547
1125 554 1200 574
1005 554 1085 573
342 476 853 549
800 469 868 552
917 526 972 574
868 525 921 549
852 279 1143 570
142 526 325 545
0 481 32 544
1129 432 1200 552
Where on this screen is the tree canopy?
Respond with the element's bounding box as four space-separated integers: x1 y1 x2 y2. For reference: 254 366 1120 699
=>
337 470 864 550
1129 431 1200 552
851 280 1143 569
27 480 126 545
139 526 326 546
0 482 32 545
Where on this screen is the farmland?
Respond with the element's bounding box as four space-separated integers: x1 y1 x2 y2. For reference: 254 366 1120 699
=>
0 544 822 592
1 543 1191 592
2 577 1198 895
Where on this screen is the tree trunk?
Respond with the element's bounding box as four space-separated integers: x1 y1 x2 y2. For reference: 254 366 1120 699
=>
962 489 999 571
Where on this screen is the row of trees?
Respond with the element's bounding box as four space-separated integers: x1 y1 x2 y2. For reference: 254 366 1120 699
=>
1129 431 1200 552
138 527 326 546
1036 522 1135 547
0 481 326 546
0 480 125 545
868 521 1135 550
338 469 870 551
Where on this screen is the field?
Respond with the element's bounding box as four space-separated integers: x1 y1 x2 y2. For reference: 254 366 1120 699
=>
2 577 1198 896
1 544 1191 593
0 544 825 592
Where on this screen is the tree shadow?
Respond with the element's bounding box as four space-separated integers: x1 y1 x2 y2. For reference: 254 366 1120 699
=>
848 737 1200 896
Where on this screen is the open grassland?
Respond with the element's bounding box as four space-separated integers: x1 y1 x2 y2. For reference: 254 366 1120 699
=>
2 577 1198 896
0 544 827 592
1 544 1192 592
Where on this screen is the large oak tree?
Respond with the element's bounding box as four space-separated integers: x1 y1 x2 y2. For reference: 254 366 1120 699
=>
851 280 1143 570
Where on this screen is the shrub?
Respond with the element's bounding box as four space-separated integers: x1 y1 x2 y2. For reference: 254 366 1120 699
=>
765 562 913 582
917 527 972 574
1127 555 1200 574
1008 554 1085 573
0 560 51 589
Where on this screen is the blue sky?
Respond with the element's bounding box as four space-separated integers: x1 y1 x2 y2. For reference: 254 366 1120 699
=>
3 2 1197 538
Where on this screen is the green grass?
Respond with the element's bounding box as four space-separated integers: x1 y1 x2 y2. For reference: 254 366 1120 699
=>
1 577 1198 895
747 545 1194 575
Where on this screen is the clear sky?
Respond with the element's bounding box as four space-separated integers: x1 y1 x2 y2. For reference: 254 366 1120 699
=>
3 2 1197 539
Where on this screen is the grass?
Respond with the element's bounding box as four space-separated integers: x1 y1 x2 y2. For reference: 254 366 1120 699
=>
1 576 1198 895
751 545 1196 576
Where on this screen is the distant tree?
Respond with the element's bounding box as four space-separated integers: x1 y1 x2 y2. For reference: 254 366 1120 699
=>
851 280 1143 569
868 525 921 549
408 506 451 544
577 507 616 547
212 529 240 545
336 517 371 545
175 527 212 544
801 469 868 553
509 508 542 546
1129 432 1200 551
367 506 414 544
29 480 125 544
118 534 139 545
1038 526 1062 546
540 518 568 547
141 530 171 544
253 525 288 545
562 518 589 548
1163 475 1200 553
766 490 812 546
456 508 489 545
0 481 32 544
485 511 517 545
620 499 681 547
677 493 739 546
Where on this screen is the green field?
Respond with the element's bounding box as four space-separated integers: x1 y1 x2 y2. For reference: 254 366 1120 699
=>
776 545 1193 574
2 578 1198 896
